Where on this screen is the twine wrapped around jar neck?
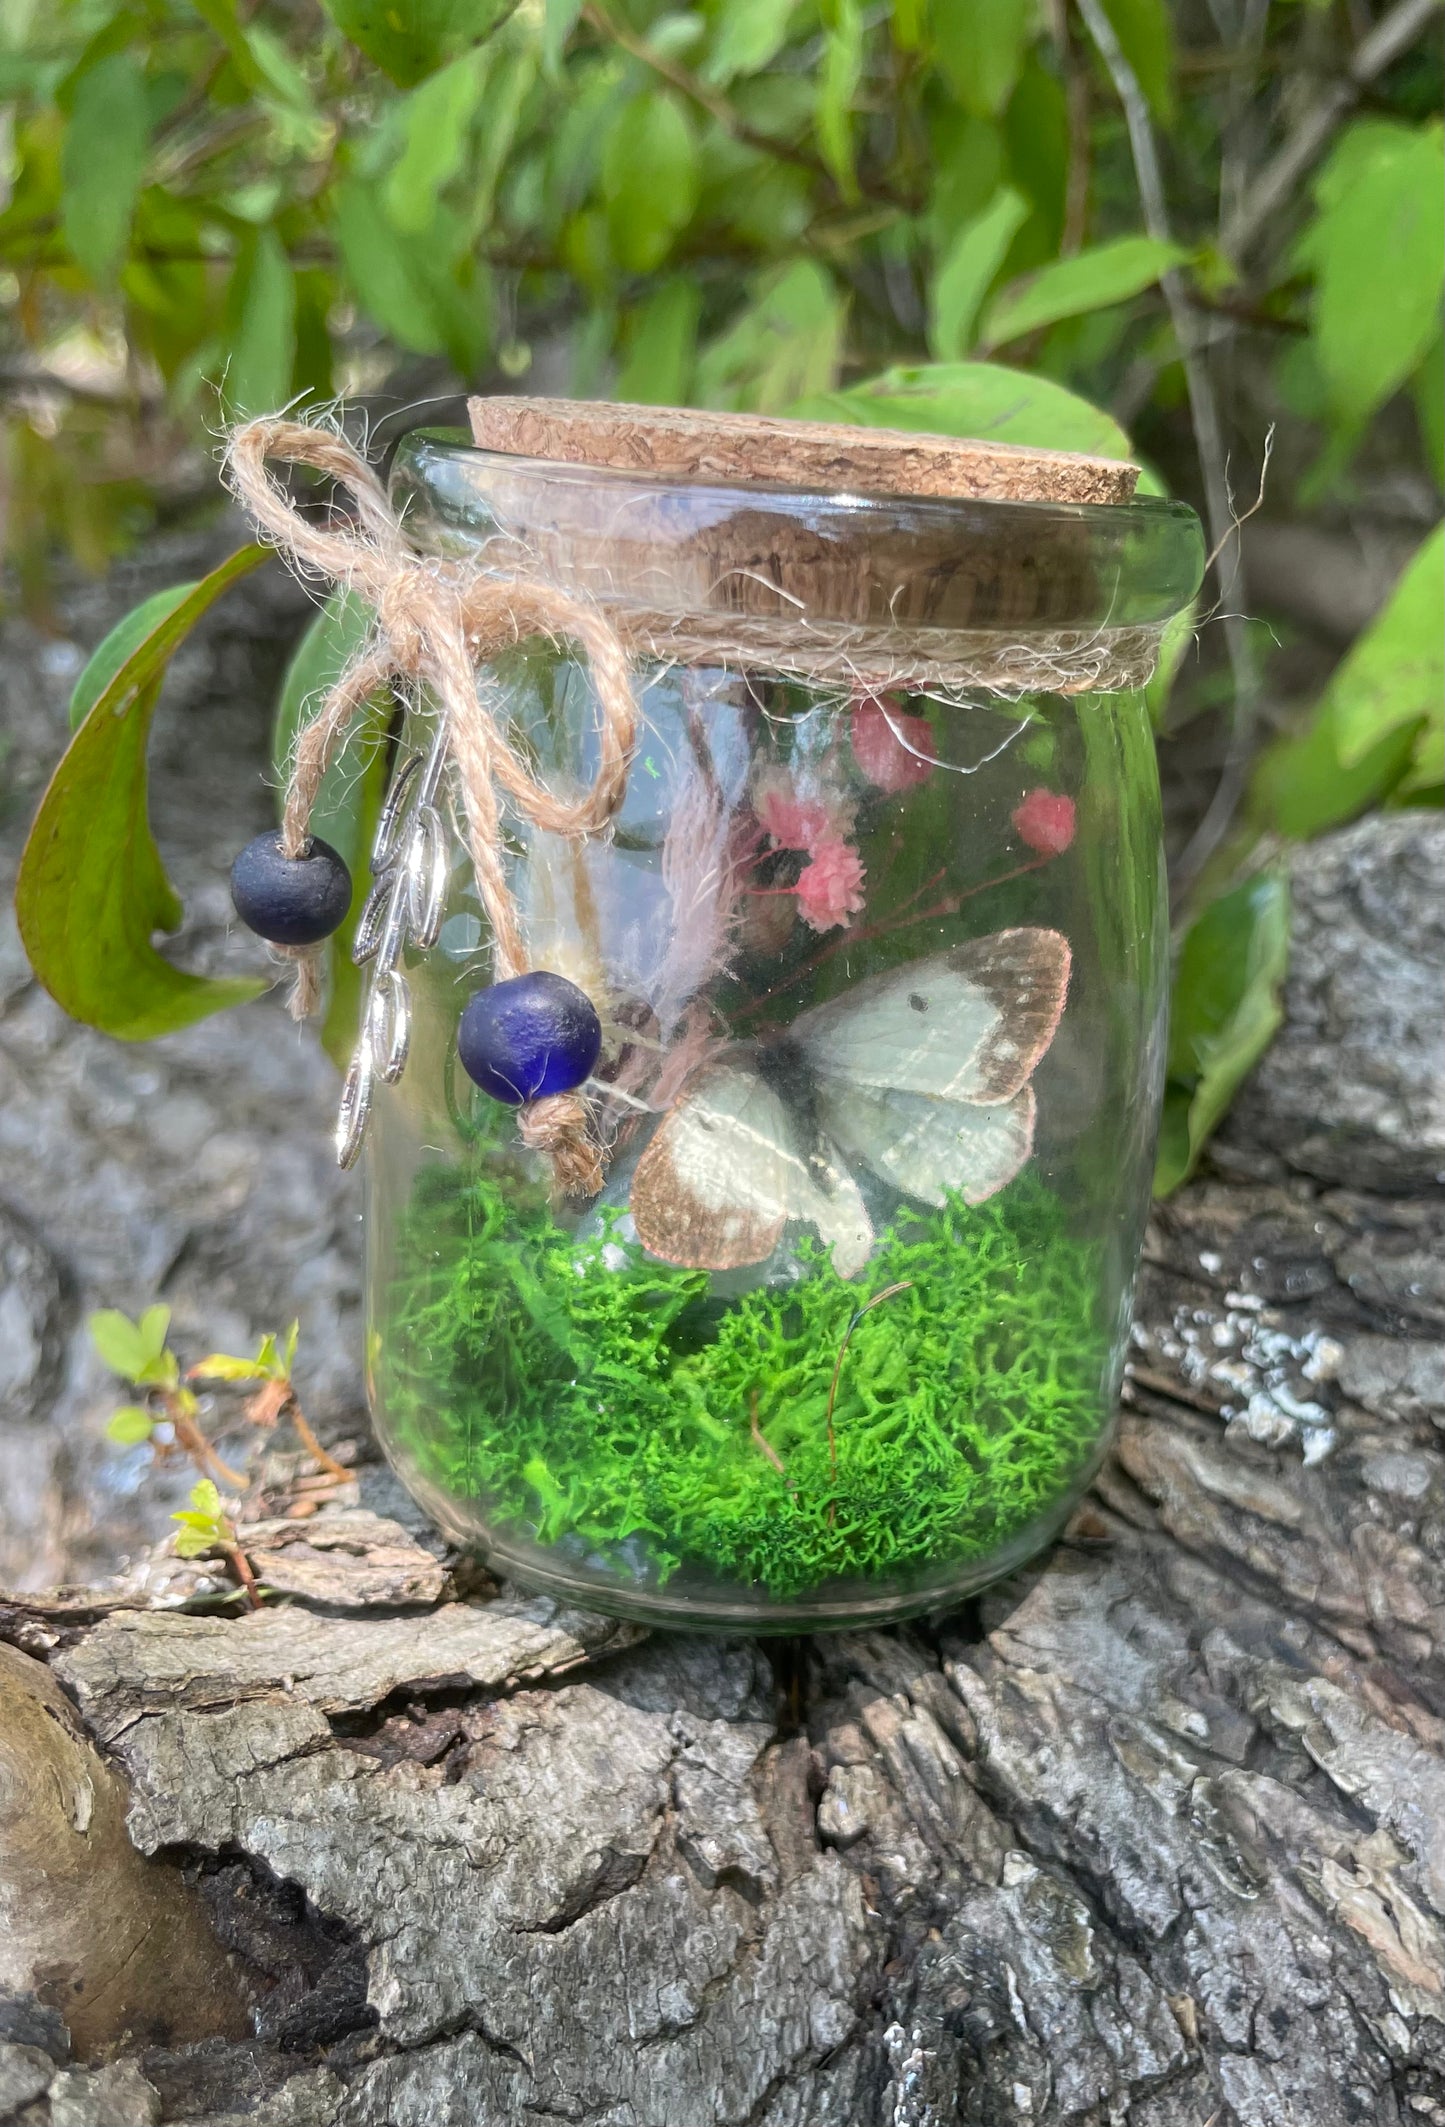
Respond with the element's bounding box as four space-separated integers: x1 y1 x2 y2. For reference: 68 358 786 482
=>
462 395 1167 699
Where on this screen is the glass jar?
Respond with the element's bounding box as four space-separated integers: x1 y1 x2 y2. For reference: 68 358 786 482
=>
363 419 1204 1630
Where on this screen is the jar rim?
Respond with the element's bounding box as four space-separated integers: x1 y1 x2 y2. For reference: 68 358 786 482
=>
389 428 1205 691
393 426 1198 537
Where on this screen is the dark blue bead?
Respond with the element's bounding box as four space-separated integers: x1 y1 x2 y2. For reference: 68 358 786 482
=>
230 831 352 947
458 972 602 1105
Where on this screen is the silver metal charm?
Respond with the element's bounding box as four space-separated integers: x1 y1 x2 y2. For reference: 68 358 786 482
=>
335 716 452 1168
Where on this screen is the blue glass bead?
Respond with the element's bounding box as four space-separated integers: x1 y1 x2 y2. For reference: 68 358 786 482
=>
458 972 602 1105
230 831 352 947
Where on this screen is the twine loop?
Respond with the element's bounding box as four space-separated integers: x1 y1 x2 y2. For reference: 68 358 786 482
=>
224 415 640 1193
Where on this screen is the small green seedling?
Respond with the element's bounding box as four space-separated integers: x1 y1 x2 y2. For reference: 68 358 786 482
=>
171 1480 260 1607
190 1322 349 1482
91 1306 246 1490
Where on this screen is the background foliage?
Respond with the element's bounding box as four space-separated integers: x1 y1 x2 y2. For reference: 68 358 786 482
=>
4 0 1442 1185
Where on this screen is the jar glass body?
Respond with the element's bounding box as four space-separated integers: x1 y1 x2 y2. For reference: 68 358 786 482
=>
363 435 1202 1630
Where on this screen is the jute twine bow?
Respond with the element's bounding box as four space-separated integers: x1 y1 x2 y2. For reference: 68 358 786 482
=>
224 416 641 1196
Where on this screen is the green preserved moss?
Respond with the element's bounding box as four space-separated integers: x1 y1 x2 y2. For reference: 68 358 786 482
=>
380 1162 1112 1598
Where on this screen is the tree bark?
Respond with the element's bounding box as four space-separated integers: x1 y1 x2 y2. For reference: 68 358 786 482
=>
3 768 1443 2116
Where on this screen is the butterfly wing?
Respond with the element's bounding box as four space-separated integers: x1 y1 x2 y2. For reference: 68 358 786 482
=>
794 926 1070 1105
800 926 1068 1206
819 1081 1036 1208
631 1062 873 1276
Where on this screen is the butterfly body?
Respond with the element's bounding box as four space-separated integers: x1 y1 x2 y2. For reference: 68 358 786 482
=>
629 926 1070 1280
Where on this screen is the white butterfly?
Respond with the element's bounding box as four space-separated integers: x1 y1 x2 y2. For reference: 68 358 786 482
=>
629 926 1071 1280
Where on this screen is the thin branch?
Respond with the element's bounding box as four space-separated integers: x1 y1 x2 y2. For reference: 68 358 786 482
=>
1049 0 1091 256
1217 0 1272 246
224 1537 264 1609
170 1406 248 1493
1223 0 1445 262
287 1399 352 1485
1074 0 1262 898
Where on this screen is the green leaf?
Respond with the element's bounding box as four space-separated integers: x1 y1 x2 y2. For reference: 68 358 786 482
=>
815 0 863 201
1252 523 1444 831
1330 523 1444 775
16 547 269 1041
333 178 443 353
1002 57 1068 256
281 1320 301 1372
69 585 195 732
543 0 584 79
61 52 150 284
1145 602 1195 729
1415 335 1444 491
191 1353 269 1383
383 49 488 234
928 186 1028 360
891 0 927 52
792 359 1135 461
466 45 538 240
1155 867 1290 1196
601 91 699 274
1308 121 1445 429
333 179 491 371
930 0 1033 118
220 227 296 416
927 112 1005 247
137 1304 173 1364
1100 0 1175 122
92 1302 178 1388
90 1308 158 1380
185 1479 223 1520
271 589 382 870
320 0 519 85
982 234 1184 348
703 0 797 83
269 586 391 1065
243 22 322 118
698 260 846 414
106 1405 157 1446
617 277 702 404
173 1475 232 1554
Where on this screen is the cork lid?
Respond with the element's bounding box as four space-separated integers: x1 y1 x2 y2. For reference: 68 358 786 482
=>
467 398 1138 509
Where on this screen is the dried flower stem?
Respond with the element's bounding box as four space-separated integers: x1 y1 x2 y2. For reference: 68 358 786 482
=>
749 1389 797 1501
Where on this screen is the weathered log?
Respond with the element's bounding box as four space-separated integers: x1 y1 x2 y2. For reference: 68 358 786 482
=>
1 810 1441 2125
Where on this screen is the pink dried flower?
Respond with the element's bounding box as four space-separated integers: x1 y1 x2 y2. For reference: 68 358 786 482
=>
755 785 835 852
850 696 936 792
1012 788 1077 858
752 765 856 852
795 838 866 932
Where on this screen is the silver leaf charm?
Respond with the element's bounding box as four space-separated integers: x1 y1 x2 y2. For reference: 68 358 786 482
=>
335 716 451 1169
